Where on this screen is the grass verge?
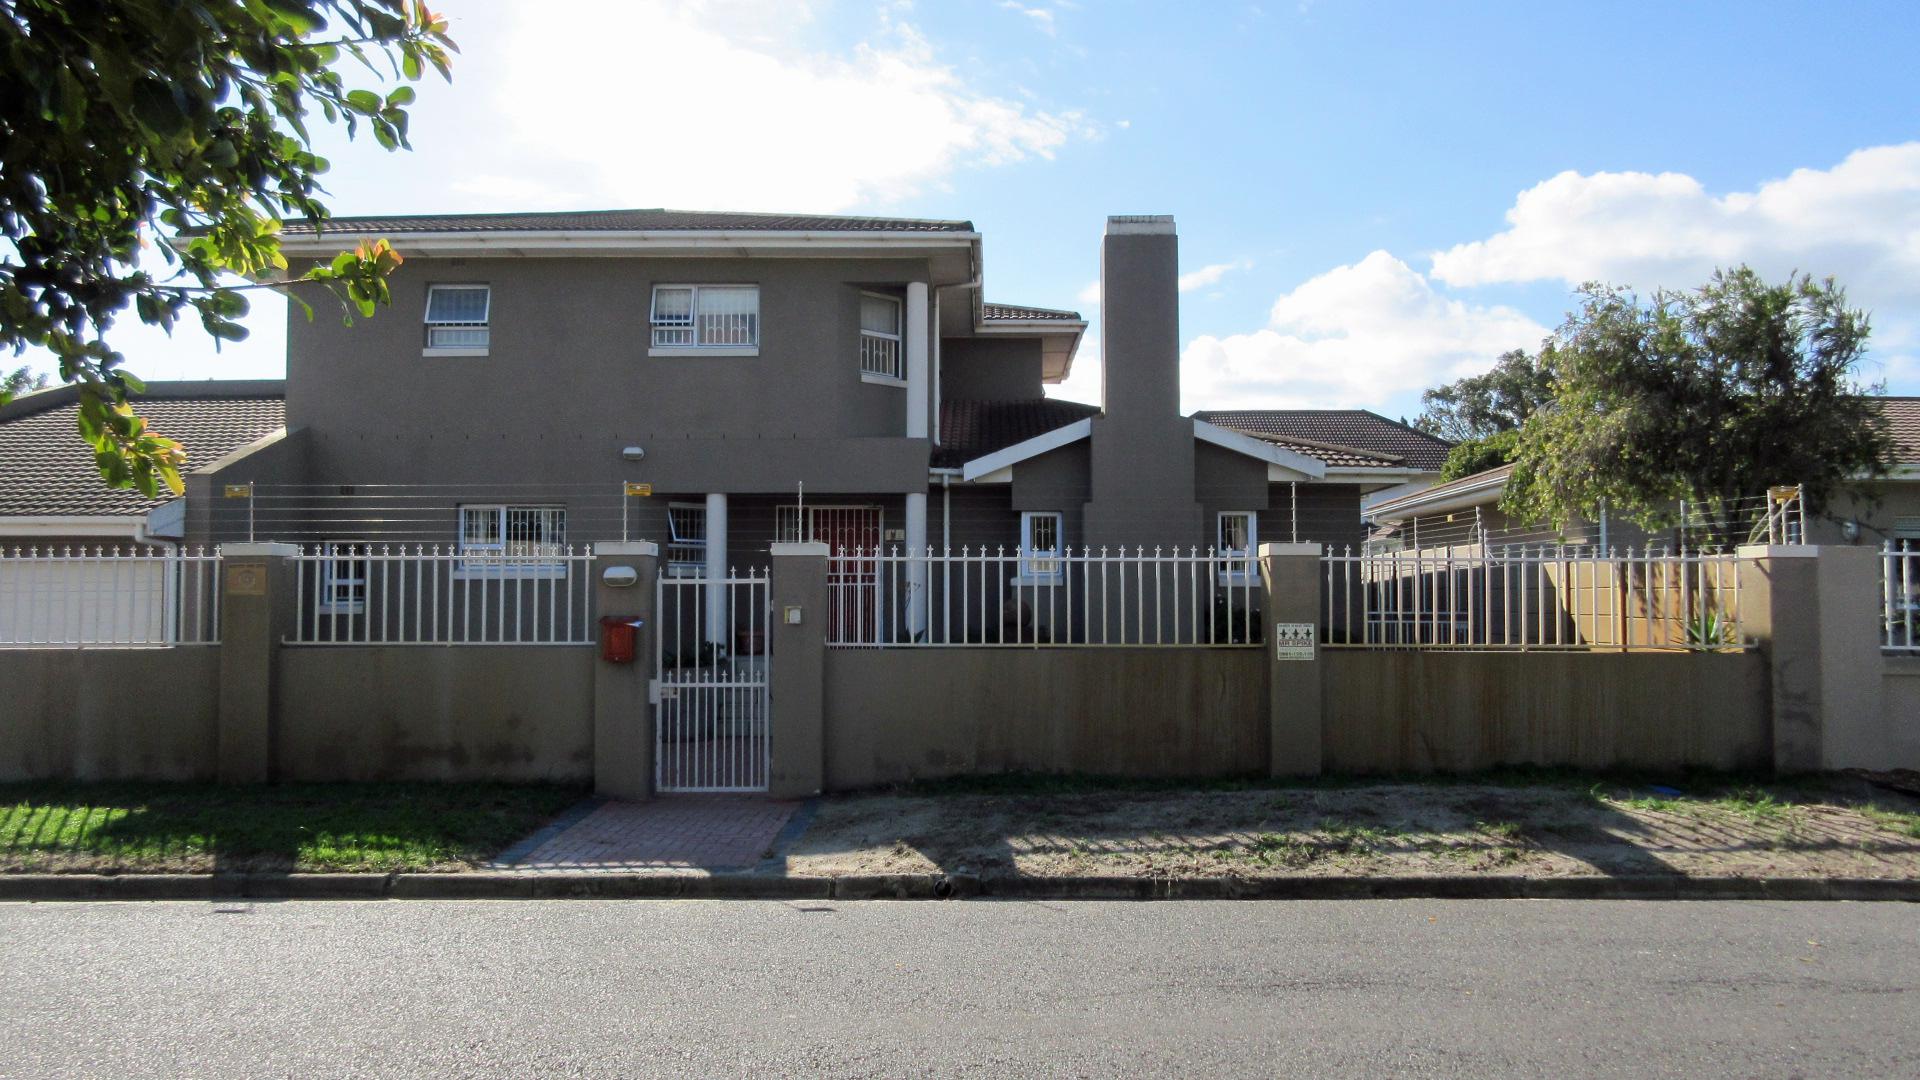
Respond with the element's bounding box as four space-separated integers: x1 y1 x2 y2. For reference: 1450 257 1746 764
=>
0 781 586 874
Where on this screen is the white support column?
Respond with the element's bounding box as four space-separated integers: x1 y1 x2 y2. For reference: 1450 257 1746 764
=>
905 491 928 639
704 492 728 647
905 281 930 439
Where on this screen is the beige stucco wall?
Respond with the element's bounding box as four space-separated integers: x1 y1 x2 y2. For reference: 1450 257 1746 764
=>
824 647 1268 788
0 647 220 780
1881 658 1920 770
1322 650 1771 773
275 646 595 781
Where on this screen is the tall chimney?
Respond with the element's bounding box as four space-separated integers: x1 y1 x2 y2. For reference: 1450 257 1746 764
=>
1083 214 1201 547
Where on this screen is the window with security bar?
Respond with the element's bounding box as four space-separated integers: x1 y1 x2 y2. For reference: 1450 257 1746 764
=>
1020 511 1063 581
650 285 759 348
320 541 367 612
1218 511 1257 582
859 292 903 380
424 284 490 351
666 503 707 576
457 505 567 571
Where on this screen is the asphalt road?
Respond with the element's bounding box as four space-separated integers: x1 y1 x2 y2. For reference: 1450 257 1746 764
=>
1 899 1916 1078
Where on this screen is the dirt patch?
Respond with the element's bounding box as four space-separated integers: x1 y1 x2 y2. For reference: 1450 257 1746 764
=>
777 781 1920 881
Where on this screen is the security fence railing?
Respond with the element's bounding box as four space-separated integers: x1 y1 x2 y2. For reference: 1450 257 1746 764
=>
1885 541 1918 654
826 547 1264 648
1321 546 1748 651
0 546 221 647
286 544 596 645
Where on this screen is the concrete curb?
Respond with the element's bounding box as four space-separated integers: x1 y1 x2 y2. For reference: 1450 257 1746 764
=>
3 872 1920 903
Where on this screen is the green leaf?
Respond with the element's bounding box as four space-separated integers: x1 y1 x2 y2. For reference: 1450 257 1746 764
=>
345 89 382 115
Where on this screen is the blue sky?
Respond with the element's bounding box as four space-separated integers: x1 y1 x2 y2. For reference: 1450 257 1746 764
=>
59 0 1920 421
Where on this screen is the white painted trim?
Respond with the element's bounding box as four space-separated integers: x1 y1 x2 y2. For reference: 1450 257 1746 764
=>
421 347 489 358
647 346 760 358
860 372 908 387
0 515 149 539
1368 471 1512 521
278 230 979 258
193 426 289 476
1321 467 1421 484
1194 419 1327 479
960 418 1093 482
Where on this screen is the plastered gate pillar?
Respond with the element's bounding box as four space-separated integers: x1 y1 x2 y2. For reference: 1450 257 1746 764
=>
1261 542 1323 777
216 542 297 783
768 542 829 798
1737 544 1882 772
593 541 658 800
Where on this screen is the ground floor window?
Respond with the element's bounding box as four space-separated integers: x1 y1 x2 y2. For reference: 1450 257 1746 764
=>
1218 510 1257 582
1020 511 1063 582
319 540 367 612
667 503 708 576
457 505 567 573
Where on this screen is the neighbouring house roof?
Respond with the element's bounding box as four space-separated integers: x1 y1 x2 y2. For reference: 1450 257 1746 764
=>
981 302 1084 322
1879 397 1920 464
1367 464 1514 522
1193 409 1453 472
935 398 1101 469
1224 430 1404 470
0 383 286 518
279 208 976 236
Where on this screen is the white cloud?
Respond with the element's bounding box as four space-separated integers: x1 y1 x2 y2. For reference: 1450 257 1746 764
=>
1179 251 1547 411
1000 1 1057 35
475 0 1092 211
1430 143 1920 304
1075 279 1102 305
1177 259 1252 293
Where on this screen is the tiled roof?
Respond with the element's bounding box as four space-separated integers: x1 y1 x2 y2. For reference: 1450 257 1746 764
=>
1227 430 1404 469
281 208 975 236
935 398 1101 468
1194 409 1454 472
1877 397 1920 464
981 302 1083 322
0 386 286 517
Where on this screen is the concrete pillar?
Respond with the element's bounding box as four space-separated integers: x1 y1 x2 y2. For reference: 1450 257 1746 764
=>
704 492 728 647
905 281 929 439
1261 542 1323 777
904 491 928 639
769 542 828 798
216 542 297 783
1737 544 1882 772
592 541 658 800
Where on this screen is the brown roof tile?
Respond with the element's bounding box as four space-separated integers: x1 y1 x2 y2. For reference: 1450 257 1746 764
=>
935 398 1100 468
282 208 975 236
1194 409 1454 471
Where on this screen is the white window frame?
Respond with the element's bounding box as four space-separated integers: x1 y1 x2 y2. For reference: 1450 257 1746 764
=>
1217 510 1258 585
456 504 568 578
1017 511 1064 585
859 291 905 385
648 284 760 356
423 284 491 356
319 540 367 614
666 502 708 577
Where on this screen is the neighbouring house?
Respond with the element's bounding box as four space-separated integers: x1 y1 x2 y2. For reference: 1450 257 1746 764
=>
1364 397 1920 551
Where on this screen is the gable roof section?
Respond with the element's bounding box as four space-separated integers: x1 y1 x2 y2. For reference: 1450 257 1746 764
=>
281 208 975 236
1194 409 1453 472
981 302 1083 322
0 384 286 518
1877 397 1920 465
936 398 1101 469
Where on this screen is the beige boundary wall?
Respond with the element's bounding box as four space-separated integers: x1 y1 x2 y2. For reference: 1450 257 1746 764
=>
0 646 221 781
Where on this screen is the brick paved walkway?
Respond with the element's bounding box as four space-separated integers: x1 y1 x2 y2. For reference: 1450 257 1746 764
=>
498 798 800 874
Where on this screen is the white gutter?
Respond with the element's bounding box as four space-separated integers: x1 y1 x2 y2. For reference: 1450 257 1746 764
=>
0 515 148 540
1369 472 1512 522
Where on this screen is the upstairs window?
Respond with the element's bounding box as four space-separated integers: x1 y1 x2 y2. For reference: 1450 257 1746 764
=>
1218 511 1257 581
1019 511 1064 583
859 292 904 381
650 285 759 350
424 285 490 352
458 505 567 573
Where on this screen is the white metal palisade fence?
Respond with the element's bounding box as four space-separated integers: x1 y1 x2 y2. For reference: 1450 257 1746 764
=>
655 568 771 792
827 547 1264 647
0 545 221 646
1885 541 1919 654
1321 545 1747 651
286 544 595 645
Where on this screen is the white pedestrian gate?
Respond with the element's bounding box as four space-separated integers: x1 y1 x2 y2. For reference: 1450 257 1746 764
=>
654 569 771 792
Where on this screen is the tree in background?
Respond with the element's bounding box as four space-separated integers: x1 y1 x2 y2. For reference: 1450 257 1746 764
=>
1416 348 1554 480
0 0 454 494
3 365 48 398
1502 268 1895 537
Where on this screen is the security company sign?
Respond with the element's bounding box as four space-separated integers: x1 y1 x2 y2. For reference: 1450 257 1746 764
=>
1273 622 1316 661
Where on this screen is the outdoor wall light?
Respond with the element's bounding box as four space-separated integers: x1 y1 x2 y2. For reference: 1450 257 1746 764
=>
1841 519 1861 542
621 446 646 461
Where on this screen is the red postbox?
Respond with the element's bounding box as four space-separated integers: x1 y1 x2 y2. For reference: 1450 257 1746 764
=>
599 615 642 664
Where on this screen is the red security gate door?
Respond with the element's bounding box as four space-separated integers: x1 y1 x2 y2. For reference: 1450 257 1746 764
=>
777 505 882 641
